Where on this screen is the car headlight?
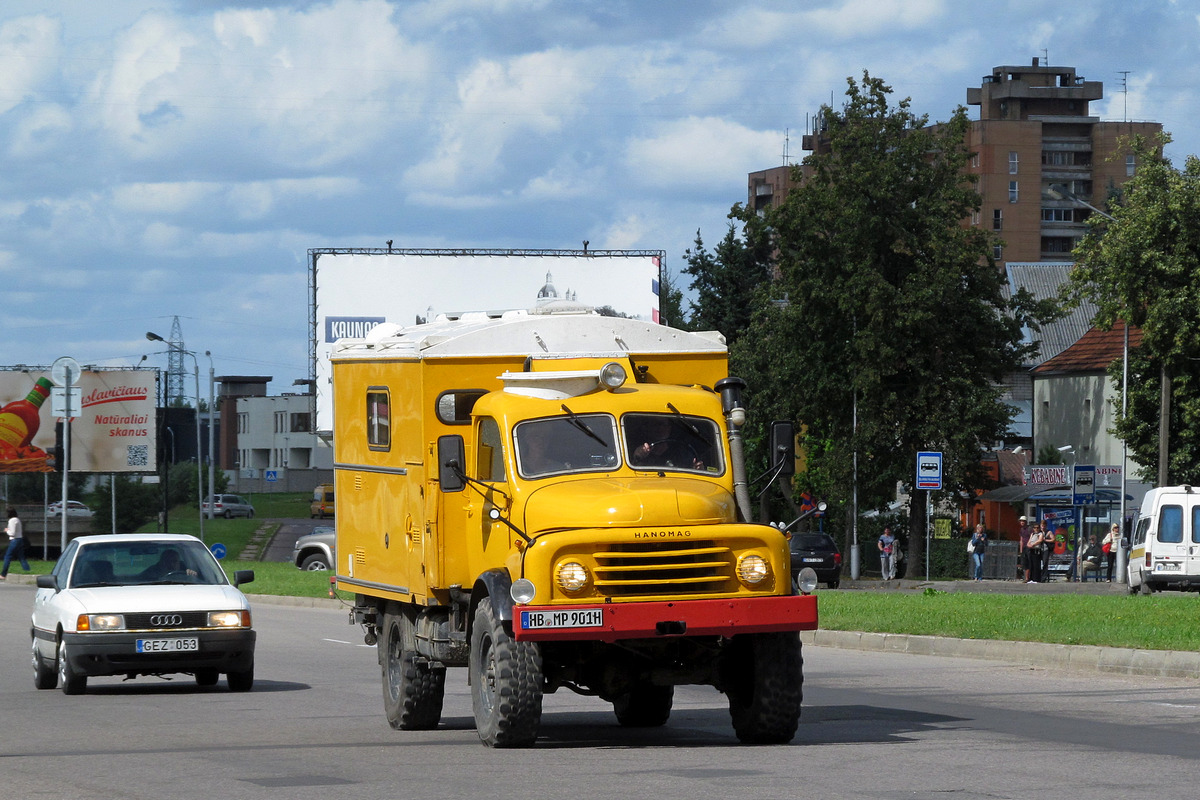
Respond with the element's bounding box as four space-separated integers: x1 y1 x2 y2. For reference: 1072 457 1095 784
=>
555 561 591 593
796 567 819 595
208 610 251 628
78 614 125 632
736 554 770 586
510 578 537 604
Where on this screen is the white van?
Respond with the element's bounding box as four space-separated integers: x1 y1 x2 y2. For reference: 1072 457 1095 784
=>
1128 485 1200 594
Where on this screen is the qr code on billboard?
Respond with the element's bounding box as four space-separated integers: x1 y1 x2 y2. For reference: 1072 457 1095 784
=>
126 445 150 468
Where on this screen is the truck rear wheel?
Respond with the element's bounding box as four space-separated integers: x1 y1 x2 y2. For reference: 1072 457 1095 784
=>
722 632 802 744
469 601 543 747
613 684 674 727
381 610 445 730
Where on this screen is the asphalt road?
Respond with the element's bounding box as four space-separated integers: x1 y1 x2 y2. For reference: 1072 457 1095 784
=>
3 583 1198 799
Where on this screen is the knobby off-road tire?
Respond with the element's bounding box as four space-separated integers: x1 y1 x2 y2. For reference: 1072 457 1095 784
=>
470 601 543 748
33 638 56 690
613 684 674 727
381 609 445 730
722 632 803 744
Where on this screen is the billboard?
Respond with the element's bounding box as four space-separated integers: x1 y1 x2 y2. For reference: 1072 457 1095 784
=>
309 248 663 433
0 368 157 473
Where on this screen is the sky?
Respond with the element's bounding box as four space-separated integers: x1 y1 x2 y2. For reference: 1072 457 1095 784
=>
3 0 1198 395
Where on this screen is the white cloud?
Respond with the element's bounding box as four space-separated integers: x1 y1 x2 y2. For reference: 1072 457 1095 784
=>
624 117 781 189
0 15 61 114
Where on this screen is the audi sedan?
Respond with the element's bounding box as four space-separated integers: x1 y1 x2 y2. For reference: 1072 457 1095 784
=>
31 534 256 694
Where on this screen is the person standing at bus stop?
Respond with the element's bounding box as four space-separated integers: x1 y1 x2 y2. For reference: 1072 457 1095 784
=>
878 525 896 580
969 523 988 581
1102 523 1120 582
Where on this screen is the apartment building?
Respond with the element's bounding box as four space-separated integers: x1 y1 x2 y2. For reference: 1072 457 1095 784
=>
749 58 1162 274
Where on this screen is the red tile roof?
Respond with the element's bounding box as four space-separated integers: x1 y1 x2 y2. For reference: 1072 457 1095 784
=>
1032 321 1143 375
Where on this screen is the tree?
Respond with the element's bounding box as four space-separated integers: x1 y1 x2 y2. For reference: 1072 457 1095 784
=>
681 213 774 347
1068 134 1200 484
731 72 1052 576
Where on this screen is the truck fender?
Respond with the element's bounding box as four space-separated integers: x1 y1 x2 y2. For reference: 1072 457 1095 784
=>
468 569 515 640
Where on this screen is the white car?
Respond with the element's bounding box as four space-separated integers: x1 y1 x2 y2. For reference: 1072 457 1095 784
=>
47 500 94 518
31 534 256 694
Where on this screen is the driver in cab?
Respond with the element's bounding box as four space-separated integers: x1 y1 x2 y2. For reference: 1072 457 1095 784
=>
141 548 197 580
628 415 705 470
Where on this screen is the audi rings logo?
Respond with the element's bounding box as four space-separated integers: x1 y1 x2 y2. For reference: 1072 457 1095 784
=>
150 614 183 627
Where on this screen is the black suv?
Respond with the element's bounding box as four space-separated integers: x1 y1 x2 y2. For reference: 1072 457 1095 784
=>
788 531 842 589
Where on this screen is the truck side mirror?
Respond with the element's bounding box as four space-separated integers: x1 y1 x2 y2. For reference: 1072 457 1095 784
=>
770 420 796 477
438 435 466 492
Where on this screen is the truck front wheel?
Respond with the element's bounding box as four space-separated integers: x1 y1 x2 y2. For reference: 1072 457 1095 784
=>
381 610 445 730
469 601 543 747
721 632 803 744
613 684 674 727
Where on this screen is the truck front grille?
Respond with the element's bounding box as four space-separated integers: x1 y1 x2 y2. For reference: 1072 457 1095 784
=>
591 540 735 597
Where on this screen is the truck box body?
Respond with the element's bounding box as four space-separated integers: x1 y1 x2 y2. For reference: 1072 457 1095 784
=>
330 309 817 746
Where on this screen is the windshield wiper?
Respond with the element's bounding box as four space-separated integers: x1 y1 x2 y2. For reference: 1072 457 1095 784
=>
560 404 609 448
666 403 709 443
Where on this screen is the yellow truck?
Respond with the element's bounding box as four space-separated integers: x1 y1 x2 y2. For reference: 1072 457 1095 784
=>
330 308 818 747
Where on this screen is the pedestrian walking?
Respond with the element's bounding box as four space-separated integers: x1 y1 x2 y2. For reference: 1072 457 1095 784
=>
969 523 988 581
878 525 896 580
0 507 30 579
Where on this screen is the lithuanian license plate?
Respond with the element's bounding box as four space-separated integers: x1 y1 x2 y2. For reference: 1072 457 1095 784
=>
520 608 603 630
136 637 199 653
802 557 824 563
1156 563 1182 572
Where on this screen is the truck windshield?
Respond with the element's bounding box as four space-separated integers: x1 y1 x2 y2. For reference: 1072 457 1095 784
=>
515 414 619 478
623 412 722 474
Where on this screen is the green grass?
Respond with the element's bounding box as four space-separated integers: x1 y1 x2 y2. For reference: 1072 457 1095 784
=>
819 591 1200 652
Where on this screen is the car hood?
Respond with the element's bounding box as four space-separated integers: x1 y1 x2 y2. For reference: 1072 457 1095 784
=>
66 584 251 612
522 476 736 534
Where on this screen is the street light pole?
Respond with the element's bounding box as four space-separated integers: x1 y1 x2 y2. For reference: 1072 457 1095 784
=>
205 351 216 521
147 332 205 543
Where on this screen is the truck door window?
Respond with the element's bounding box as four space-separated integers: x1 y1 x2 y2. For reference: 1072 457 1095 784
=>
367 389 390 449
1158 505 1183 544
515 414 618 478
623 413 722 474
1193 507 1200 544
476 417 506 482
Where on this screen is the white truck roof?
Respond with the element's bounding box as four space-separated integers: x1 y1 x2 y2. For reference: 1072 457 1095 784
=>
329 308 726 360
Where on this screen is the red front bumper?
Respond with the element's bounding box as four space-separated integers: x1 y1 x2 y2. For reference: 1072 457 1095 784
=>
512 594 818 642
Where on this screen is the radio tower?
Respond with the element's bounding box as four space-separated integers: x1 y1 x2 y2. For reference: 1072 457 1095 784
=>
166 316 187 407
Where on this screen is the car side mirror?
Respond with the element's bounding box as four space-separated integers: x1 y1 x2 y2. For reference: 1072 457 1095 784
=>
438 435 466 492
36 574 58 591
233 570 255 587
770 420 796 477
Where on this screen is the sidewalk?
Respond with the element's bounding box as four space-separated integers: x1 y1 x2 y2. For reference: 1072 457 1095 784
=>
839 576 1128 595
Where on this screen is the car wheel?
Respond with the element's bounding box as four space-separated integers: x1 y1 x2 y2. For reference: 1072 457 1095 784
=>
301 554 330 571
225 510 233 519
227 659 254 692
58 639 87 695
720 632 802 744
613 684 673 727
381 609 445 730
195 668 220 687
470 600 543 748
827 579 840 590
33 638 56 690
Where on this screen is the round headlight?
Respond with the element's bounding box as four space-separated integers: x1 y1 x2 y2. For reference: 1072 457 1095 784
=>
599 362 627 390
796 567 819 594
736 554 770 585
510 578 537 605
555 561 591 593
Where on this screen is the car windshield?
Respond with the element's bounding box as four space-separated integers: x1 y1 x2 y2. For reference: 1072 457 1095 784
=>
70 541 228 588
622 412 723 474
515 414 620 479
791 534 836 551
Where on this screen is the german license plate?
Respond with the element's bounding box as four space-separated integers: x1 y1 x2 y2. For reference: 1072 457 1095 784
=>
136 637 199 653
1156 563 1182 572
520 608 603 630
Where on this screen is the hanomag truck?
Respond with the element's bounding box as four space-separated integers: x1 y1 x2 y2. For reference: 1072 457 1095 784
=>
329 308 818 747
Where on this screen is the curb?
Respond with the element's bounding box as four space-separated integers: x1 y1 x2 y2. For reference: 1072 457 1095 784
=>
800 629 1200 679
